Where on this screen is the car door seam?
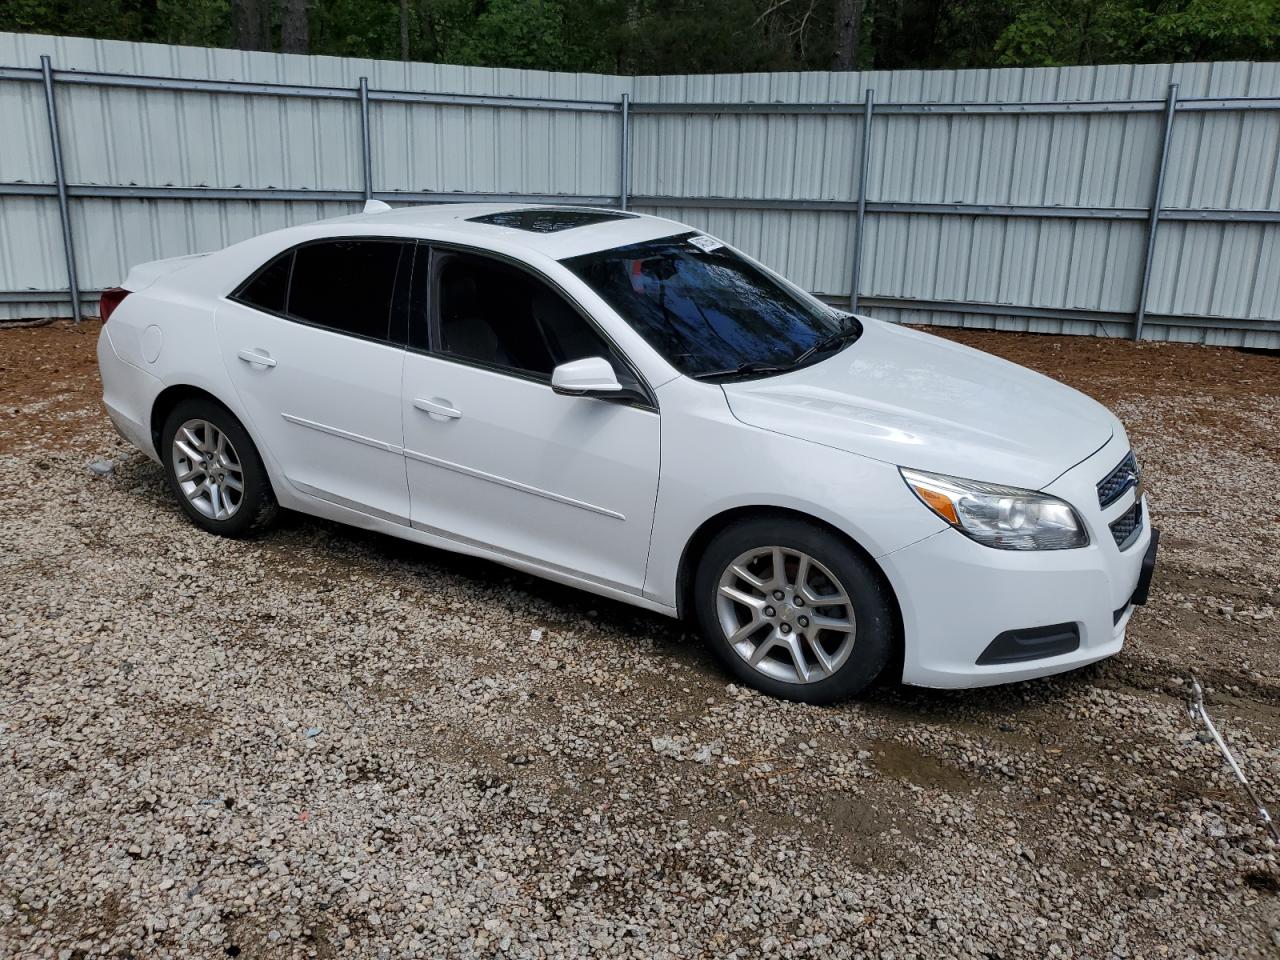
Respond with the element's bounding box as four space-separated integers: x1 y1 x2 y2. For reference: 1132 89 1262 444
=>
402 446 626 521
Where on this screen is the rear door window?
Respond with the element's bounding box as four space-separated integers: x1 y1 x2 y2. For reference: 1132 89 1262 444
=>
232 239 412 345
288 240 405 342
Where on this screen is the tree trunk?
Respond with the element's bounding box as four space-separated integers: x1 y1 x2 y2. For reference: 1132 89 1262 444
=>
400 0 411 60
833 0 864 70
137 0 159 41
231 0 266 51
282 0 309 54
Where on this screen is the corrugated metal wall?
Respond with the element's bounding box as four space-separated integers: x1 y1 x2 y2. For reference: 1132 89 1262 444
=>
2 31 1278 346
0 31 630 320
630 64 1280 346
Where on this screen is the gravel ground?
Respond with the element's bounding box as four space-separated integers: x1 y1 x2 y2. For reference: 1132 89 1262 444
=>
2 320 1279 959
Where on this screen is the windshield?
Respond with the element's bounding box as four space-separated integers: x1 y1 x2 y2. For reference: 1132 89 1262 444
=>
562 233 859 380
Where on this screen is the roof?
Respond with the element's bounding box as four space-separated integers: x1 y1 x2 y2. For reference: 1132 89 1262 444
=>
327 202 694 260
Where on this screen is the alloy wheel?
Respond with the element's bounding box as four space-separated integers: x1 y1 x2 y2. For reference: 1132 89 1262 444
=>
171 418 244 521
715 546 857 684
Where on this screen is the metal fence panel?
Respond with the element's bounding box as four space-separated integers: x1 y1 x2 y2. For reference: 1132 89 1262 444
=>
0 197 65 296
1 30 1277 345
0 67 52 183
0 31 630 318
372 101 620 196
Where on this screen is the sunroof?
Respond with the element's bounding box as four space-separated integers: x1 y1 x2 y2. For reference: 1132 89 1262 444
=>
467 207 637 233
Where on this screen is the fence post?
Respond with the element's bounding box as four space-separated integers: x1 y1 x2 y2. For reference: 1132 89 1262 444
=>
618 93 631 210
1134 82 1178 341
40 55 82 323
850 88 875 312
359 76 373 203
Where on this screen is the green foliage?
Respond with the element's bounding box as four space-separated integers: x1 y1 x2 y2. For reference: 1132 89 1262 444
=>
1142 0 1279 62
311 0 402 57
1 0 1276 72
996 0 1279 66
447 0 570 69
3 0 229 44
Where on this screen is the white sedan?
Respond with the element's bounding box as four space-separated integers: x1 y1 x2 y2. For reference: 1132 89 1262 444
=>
97 203 1157 703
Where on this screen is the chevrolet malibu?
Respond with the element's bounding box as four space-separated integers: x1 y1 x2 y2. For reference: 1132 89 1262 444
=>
96 203 1157 704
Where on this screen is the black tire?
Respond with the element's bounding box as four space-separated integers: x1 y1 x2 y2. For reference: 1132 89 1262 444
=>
693 517 895 705
160 397 278 537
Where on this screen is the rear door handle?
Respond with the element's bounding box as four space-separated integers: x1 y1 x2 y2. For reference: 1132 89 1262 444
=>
413 397 462 420
238 348 277 368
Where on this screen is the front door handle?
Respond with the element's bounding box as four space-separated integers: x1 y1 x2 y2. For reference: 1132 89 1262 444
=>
413 396 462 420
238 348 277 368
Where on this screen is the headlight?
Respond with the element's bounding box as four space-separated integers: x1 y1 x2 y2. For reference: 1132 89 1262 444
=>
899 467 1088 550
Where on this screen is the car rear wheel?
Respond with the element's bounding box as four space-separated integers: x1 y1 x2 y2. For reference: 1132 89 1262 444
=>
161 398 277 537
693 518 894 704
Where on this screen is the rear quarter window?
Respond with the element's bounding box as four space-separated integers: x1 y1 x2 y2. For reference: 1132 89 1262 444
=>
234 251 292 315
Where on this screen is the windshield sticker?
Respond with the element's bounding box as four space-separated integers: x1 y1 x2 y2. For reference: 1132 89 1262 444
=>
688 235 724 253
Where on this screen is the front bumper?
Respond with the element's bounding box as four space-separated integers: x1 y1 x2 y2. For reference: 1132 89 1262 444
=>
880 432 1156 689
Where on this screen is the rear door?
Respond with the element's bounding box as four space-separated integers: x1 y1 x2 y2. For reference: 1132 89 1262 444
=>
214 238 414 523
400 248 661 594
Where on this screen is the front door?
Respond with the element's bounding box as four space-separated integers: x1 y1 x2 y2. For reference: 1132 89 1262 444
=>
401 249 660 594
214 238 413 523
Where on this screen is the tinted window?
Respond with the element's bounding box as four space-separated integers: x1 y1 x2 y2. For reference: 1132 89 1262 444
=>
563 233 851 379
435 253 620 380
236 251 291 314
287 240 403 341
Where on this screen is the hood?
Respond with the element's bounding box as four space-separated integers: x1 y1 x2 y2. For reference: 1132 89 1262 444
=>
720 318 1115 490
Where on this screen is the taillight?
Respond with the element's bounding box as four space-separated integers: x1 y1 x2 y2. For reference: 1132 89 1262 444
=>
99 287 129 323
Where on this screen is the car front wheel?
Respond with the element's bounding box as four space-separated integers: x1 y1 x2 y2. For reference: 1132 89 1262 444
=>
160 397 277 537
693 518 895 704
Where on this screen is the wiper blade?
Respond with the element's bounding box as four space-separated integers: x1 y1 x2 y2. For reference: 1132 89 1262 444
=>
790 319 862 367
690 361 793 381
689 317 863 381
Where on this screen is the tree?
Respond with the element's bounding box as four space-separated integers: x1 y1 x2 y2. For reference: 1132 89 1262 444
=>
448 0 571 69
995 0 1278 66
2 0 1277 73
833 0 862 69
283 0 310 52
231 0 271 50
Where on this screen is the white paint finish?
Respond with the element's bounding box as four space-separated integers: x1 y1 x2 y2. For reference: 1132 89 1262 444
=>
548 356 624 395
403 446 625 521
402 351 660 593
329 202 692 261
140 324 162 362
97 324 163 456
124 252 211 292
639 373 949 611
213 299 410 523
721 317 1114 490
103 202 1155 689
882 428 1149 688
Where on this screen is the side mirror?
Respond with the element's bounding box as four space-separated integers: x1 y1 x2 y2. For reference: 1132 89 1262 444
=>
551 356 623 397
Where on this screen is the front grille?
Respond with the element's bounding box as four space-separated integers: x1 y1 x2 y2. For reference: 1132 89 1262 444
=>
1097 451 1140 509
1109 501 1144 550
